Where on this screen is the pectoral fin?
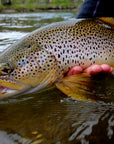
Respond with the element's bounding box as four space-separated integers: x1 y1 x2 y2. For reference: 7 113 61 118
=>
55 74 95 102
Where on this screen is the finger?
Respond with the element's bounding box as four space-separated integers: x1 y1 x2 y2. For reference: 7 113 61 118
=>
67 66 83 76
101 64 113 73
84 65 102 75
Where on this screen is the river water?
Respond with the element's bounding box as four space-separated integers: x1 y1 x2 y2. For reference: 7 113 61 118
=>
0 12 114 144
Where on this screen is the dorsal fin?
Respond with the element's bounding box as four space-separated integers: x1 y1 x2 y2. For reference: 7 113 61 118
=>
98 17 114 27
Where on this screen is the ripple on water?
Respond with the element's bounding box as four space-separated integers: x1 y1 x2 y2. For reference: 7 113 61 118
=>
0 31 28 51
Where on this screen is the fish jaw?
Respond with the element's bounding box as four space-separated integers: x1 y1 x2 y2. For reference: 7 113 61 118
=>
0 86 19 98
0 64 58 98
0 78 27 98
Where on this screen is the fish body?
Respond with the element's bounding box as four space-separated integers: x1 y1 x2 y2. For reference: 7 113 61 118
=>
0 19 114 98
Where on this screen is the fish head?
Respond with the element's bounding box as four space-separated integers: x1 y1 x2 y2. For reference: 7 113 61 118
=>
0 41 57 98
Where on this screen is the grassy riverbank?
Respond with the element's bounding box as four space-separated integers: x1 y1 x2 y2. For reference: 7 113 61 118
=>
0 0 83 13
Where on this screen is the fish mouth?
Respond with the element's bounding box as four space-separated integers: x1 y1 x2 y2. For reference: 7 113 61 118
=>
0 78 25 99
0 85 18 98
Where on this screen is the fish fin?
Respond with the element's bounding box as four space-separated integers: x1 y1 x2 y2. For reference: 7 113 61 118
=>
98 17 114 27
55 74 95 102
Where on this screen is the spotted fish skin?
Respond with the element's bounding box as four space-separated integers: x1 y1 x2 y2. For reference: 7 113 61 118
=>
26 19 114 76
0 19 114 97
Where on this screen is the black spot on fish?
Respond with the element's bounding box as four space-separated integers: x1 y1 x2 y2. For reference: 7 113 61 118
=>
67 60 69 64
54 48 57 52
63 49 65 53
27 45 31 48
58 46 62 49
50 45 53 49
76 54 78 57
67 50 69 53
58 54 60 58
105 58 107 61
65 41 67 44
72 59 74 63
109 50 111 52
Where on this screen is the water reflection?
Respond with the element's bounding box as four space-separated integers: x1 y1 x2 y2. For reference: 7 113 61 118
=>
0 12 114 144
0 86 113 144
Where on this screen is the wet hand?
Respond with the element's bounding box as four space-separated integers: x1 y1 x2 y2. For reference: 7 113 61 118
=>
67 64 113 76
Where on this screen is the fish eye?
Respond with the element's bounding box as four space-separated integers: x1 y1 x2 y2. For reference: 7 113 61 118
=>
0 63 13 75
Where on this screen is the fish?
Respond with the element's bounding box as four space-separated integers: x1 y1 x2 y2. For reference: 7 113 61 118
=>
0 18 114 101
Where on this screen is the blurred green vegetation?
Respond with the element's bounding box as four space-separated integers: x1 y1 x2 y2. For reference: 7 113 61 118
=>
0 0 83 12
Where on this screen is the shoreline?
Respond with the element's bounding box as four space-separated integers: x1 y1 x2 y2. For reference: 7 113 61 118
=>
0 0 83 13
0 6 81 13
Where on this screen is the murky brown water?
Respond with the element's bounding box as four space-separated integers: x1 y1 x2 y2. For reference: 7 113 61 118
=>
0 12 114 144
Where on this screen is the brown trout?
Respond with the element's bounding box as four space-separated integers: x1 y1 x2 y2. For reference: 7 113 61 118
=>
0 19 114 100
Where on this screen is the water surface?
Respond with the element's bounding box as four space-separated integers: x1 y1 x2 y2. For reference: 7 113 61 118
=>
0 12 114 144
